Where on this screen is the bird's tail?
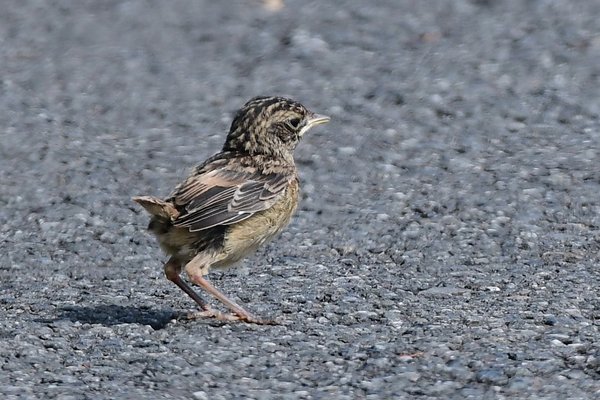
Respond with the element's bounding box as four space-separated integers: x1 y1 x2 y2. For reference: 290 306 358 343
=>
132 196 180 220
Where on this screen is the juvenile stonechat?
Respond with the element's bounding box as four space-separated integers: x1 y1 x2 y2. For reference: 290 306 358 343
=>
133 96 329 324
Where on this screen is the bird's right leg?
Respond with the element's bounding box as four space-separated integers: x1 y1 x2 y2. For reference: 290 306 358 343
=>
184 255 272 324
164 257 240 321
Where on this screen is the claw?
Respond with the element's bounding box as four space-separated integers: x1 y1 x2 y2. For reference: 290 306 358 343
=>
185 309 240 322
239 315 278 325
178 309 277 325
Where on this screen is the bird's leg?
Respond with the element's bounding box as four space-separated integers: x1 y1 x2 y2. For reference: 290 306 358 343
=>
183 256 272 324
165 258 239 321
188 273 272 324
163 257 211 312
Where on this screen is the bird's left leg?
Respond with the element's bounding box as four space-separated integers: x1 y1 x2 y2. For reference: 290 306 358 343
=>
163 257 210 311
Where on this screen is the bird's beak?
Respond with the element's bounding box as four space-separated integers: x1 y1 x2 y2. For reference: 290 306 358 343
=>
300 113 330 136
307 113 330 127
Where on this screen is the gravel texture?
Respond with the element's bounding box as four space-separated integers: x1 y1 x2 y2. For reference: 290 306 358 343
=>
1 0 600 399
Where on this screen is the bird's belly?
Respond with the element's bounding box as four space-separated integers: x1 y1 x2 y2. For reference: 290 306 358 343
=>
214 182 299 269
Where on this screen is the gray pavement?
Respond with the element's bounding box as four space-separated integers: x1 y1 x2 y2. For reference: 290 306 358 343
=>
1 0 600 398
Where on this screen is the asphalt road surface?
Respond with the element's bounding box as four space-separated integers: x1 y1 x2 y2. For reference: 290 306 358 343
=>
1 1 600 399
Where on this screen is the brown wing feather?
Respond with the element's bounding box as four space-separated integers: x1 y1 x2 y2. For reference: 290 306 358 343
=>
170 164 293 232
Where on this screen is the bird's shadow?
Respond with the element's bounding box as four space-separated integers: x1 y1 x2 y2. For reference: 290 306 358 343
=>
53 304 177 330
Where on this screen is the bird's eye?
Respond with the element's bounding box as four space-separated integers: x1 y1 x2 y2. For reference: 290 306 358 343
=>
287 118 301 129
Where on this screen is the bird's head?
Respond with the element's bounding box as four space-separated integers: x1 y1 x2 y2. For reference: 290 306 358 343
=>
223 96 329 159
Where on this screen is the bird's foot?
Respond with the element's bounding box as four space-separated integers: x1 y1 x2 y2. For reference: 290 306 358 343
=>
182 308 276 325
184 309 240 322
238 314 278 325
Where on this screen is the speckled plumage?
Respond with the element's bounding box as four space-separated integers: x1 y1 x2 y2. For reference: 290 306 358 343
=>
133 96 329 324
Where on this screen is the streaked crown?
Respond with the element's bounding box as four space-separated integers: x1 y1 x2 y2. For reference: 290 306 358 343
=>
223 96 329 159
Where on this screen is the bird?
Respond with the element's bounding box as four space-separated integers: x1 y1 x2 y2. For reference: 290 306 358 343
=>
132 96 329 324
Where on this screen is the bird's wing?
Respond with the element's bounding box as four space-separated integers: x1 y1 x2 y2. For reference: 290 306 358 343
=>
169 165 293 232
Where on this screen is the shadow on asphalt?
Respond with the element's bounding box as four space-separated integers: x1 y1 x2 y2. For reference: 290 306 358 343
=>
53 304 176 330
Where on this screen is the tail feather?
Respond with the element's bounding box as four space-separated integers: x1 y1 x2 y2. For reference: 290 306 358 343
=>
132 196 180 220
